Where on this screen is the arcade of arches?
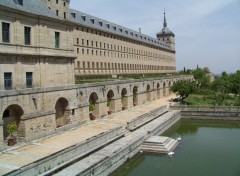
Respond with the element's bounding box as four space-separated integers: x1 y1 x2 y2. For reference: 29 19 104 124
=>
0 76 193 147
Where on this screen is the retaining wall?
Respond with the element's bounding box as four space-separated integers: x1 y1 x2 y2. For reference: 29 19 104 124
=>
127 105 167 131
54 111 181 176
5 127 124 176
172 106 240 120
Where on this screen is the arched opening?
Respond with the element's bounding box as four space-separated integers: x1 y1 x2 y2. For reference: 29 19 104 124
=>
133 86 138 106
146 84 151 101
157 83 160 99
121 88 128 110
2 104 24 140
89 92 99 120
55 98 69 128
163 82 167 96
107 90 114 115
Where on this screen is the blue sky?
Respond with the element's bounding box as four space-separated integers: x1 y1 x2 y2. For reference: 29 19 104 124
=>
70 0 240 74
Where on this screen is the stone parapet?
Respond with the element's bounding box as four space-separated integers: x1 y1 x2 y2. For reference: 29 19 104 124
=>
127 105 167 131
5 126 124 176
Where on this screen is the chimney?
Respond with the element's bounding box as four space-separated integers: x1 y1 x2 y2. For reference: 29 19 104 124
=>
139 28 142 33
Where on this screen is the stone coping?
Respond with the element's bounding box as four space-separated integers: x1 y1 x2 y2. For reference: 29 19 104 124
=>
172 105 240 112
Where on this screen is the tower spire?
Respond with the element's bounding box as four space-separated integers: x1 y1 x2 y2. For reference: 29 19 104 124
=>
163 9 167 28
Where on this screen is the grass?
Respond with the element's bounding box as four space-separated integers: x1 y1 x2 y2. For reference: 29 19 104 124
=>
183 94 238 106
75 73 178 85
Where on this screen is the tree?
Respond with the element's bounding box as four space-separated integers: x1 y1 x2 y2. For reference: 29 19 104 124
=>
192 68 210 89
170 80 197 101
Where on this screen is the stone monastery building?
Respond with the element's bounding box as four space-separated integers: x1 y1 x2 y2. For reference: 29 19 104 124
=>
0 0 176 87
0 0 185 150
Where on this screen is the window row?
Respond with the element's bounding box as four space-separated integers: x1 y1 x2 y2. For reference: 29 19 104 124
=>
1 22 61 49
76 38 169 58
3 72 33 90
76 48 173 62
75 61 175 71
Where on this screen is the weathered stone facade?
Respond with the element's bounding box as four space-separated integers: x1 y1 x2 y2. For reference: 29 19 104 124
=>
0 76 193 150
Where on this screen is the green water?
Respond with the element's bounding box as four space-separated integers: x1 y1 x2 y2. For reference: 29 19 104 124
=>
111 120 240 176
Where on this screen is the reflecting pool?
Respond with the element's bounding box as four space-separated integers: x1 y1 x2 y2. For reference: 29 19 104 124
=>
111 119 240 176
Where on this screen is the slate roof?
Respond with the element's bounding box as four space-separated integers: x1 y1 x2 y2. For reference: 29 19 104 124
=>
0 0 60 19
69 9 172 50
0 0 172 50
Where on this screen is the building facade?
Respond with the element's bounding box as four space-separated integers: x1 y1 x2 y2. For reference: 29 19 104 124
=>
0 0 183 150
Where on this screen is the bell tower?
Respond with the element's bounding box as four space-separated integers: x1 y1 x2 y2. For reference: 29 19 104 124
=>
43 0 70 20
157 11 175 50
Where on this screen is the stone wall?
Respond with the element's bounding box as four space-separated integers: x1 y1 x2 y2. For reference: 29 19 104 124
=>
0 75 193 149
171 105 240 120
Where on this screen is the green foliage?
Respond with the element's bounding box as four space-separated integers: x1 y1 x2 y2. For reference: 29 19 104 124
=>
107 101 111 107
7 122 18 137
89 104 95 111
175 68 240 106
192 68 211 89
170 80 197 101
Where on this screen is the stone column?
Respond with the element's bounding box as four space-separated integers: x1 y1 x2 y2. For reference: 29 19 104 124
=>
109 98 122 113
93 101 108 119
166 88 170 96
152 90 157 101
79 105 90 123
126 96 133 109
0 122 4 150
159 88 164 98
138 92 147 105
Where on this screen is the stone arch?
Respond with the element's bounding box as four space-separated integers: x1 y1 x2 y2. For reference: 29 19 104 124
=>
157 83 161 99
169 81 172 87
146 84 151 101
2 104 24 140
89 92 99 120
55 97 69 128
121 88 128 110
133 86 138 106
107 90 114 114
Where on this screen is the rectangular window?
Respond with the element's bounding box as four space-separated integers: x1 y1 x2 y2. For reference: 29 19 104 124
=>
56 0 58 4
64 12 66 19
55 32 60 48
56 10 59 16
24 26 31 45
26 72 33 88
4 72 12 90
2 22 10 43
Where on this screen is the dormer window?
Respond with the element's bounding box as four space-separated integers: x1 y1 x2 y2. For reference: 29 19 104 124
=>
106 23 110 28
119 28 122 32
99 22 103 26
81 15 86 21
125 30 128 34
90 18 95 24
113 26 116 31
71 13 76 18
130 32 133 36
14 0 23 6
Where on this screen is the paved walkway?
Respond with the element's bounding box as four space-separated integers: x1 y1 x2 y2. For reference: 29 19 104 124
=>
0 94 177 175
